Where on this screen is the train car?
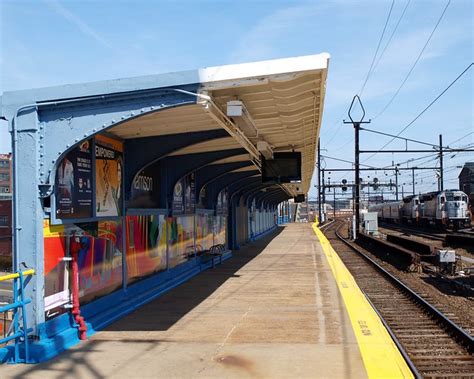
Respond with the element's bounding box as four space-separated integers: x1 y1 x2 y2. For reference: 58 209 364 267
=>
368 203 384 218
419 190 470 229
383 201 401 223
400 195 420 224
368 202 400 223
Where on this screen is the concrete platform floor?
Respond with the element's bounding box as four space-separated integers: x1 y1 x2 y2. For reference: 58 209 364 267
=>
2 224 368 378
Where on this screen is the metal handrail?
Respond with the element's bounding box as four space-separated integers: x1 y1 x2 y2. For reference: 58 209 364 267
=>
0 269 35 363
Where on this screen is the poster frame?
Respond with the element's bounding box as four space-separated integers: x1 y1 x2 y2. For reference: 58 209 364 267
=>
50 134 125 225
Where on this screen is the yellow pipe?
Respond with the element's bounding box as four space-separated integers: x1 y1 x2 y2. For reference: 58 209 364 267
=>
0 269 35 282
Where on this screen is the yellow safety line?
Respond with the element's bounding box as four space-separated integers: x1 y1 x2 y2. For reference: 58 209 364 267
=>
312 223 414 379
0 269 35 282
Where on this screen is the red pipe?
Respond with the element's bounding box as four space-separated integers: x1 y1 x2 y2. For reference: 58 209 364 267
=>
71 238 87 340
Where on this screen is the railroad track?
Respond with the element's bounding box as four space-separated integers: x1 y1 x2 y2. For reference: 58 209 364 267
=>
321 220 474 378
380 223 474 248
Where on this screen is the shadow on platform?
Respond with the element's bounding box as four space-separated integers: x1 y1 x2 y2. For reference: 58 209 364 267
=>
4 227 284 379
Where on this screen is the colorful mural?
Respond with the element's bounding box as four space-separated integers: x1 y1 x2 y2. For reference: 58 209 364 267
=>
168 215 194 268
196 213 214 252
44 219 123 311
126 214 167 283
214 215 227 246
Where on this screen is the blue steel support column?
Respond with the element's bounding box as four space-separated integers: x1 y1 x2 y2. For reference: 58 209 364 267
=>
11 107 43 333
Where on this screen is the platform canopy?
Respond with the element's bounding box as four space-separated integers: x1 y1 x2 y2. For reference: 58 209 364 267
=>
2 53 329 198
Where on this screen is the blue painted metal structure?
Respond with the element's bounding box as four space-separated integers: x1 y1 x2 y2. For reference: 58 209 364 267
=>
0 70 291 363
0 270 35 363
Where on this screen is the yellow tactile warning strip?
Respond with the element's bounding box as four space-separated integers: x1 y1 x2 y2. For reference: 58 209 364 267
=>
312 222 414 379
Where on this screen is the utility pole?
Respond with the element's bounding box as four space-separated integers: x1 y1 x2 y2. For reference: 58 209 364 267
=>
412 167 415 195
439 134 444 191
395 166 399 201
344 95 370 238
317 138 322 223
322 169 326 222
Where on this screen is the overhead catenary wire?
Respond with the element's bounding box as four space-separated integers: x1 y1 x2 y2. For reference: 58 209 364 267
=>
362 62 473 163
359 0 395 96
372 0 452 120
372 0 412 73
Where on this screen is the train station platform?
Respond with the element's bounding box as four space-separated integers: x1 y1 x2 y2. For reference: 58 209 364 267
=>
1 223 412 378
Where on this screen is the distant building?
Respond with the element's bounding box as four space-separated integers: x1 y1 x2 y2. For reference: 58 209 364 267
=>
0 153 12 199
0 153 12 266
0 200 12 258
459 162 474 195
459 162 474 216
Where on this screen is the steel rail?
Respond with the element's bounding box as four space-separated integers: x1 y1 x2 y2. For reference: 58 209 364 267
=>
331 222 474 354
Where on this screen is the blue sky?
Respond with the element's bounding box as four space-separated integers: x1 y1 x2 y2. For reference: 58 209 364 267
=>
1 0 473 199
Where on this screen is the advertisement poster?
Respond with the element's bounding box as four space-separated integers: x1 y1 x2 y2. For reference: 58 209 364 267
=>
126 214 167 283
172 179 184 214
184 173 196 214
216 188 228 215
55 140 93 219
95 135 123 217
198 187 206 208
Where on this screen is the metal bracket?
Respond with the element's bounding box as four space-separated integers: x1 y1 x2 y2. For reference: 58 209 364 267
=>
38 183 53 198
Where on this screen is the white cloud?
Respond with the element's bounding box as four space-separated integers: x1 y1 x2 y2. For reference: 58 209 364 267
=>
44 0 115 51
228 3 324 63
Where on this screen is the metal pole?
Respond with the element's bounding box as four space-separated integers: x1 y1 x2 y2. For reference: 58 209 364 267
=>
322 169 325 222
354 122 360 235
317 138 322 223
395 166 399 201
412 167 415 195
439 134 444 191
333 188 336 218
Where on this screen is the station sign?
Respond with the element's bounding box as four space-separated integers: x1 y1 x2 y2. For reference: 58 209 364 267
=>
130 162 160 208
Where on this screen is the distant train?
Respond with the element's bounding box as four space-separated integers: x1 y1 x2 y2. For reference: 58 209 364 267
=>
368 190 471 229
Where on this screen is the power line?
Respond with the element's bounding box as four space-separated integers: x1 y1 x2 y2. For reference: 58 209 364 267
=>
359 0 395 96
447 131 474 146
363 62 472 162
372 0 411 73
372 0 452 119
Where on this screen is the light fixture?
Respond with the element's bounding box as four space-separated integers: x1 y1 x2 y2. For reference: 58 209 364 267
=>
226 100 258 139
